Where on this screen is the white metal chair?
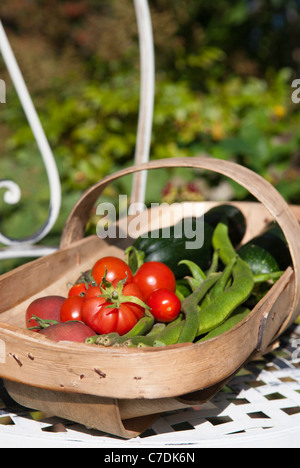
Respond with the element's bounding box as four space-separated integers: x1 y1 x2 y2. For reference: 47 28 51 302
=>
0 0 154 260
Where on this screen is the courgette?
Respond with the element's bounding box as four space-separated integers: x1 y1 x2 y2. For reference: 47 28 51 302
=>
133 220 214 279
238 223 291 275
204 204 246 246
133 204 246 279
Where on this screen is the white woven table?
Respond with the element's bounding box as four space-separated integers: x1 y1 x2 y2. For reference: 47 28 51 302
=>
1 325 300 448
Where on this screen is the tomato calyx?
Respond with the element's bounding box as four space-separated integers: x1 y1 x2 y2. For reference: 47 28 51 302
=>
99 274 150 311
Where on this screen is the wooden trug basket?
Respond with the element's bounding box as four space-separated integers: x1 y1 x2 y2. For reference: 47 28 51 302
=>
1 156 300 439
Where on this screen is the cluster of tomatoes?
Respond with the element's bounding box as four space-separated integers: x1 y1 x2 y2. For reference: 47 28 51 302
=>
26 256 181 342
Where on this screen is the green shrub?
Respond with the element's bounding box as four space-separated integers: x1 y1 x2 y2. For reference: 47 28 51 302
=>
1 0 300 275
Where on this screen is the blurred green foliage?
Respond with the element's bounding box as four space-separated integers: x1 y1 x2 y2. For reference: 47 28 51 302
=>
0 0 300 273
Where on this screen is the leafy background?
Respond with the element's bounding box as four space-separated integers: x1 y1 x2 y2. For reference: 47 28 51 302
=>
0 0 300 273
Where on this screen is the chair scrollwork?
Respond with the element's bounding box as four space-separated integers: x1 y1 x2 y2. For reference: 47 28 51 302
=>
0 0 155 260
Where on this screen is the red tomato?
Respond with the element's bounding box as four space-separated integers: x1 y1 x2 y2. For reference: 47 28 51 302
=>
68 282 88 298
133 262 176 300
86 302 138 336
121 282 146 321
84 285 102 300
81 296 107 330
91 256 133 285
147 288 181 323
60 295 84 322
81 283 146 336
26 296 65 331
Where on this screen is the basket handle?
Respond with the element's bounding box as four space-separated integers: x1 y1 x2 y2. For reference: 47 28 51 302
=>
60 156 300 325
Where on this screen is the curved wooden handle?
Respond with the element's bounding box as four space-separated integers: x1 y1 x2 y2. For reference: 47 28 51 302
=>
60 156 300 326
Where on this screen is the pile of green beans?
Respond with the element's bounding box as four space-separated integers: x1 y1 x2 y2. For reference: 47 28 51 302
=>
86 221 282 348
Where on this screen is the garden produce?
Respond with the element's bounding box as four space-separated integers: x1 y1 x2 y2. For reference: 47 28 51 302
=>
132 261 176 299
91 256 133 285
39 321 95 343
68 282 89 297
238 223 291 276
60 295 85 323
198 307 251 343
87 309 155 347
132 204 246 279
204 204 246 246
26 296 65 331
153 316 185 347
197 255 254 335
133 218 214 279
84 285 102 300
25 205 287 347
81 279 147 336
146 288 181 323
238 244 281 277
24 256 152 341
178 274 221 344
91 216 284 348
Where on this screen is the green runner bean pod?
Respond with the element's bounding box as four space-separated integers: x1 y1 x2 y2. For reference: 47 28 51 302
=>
178 260 206 282
175 279 192 300
197 306 251 342
197 257 254 335
146 322 167 338
212 222 237 265
176 274 221 344
125 246 145 275
206 249 220 277
153 319 185 347
253 271 283 284
120 335 156 348
122 310 155 339
85 335 100 345
185 276 202 292
85 333 120 346
200 256 237 310
99 332 120 346
178 260 207 291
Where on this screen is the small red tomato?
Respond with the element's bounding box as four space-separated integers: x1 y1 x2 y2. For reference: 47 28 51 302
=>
91 256 133 285
26 296 65 331
147 288 181 323
68 282 88 298
133 262 176 300
60 295 84 322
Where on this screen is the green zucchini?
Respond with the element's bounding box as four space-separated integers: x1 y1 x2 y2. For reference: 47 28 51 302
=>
204 204 246 247
238 223 291 276
133 204 246 279
133 220 214 279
